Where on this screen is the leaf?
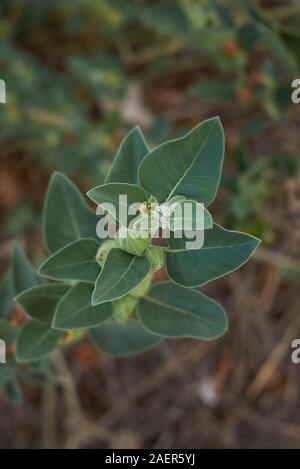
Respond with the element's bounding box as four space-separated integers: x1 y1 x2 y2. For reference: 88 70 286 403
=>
92 248 151 305
16 285 70 325
90 320 162 357
106 126 149 184
38 239 100 283
12 243 40 293
0 319 18 343
139 282 228 339
16 320 63 362
166 224 260 287
138 117 224 205
0 269 14 317
237 22 260 50
259 23 297 76
0 244 40 318
169 200 213 231
53 283 112 330
87 182 147 226
43 172 98 253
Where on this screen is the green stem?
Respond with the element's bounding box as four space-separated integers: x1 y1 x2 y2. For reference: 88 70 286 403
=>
42 382 57 449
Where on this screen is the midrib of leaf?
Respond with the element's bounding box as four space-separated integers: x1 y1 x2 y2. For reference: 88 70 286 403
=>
57 300 93 325
23 327 59 358
143 294 220 328
43 259 95 272
167 240 256 253
23 293 64 299
166 121 215 201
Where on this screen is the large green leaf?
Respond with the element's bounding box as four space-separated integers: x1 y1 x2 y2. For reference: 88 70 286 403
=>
90 320 162 357
139 282 228 339
106 126 149 184
87 182 147 226
53 283 112 330
38 238 100 283
166 224 260 287
138 117 224 205
43 172 98 253
16 320 63 362
16 285 70 325
92 248 151 305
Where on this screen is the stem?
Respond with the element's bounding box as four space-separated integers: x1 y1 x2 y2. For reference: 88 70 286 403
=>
42 383 57 449
52 350 82 419
52 349 113 448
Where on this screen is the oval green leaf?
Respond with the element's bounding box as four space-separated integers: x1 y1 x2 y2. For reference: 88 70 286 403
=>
38 238 100 283
16 320 63 362
87 182 147 226
92 248 151 305
106 126 149 184
90 320 162 357
16 284 70 325
139 282 228 339
138 117 224 205
53 283 113 330
166 224 260 287
43 172 98 253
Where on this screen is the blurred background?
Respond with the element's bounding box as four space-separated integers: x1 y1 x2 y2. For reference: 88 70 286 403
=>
1 0 300 449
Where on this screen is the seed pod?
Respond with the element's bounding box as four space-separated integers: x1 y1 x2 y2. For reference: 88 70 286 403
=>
96 239 118 267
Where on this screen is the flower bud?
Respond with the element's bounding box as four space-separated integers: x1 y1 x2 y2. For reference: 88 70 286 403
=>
145 246 164 272
113 295 139 323
116 226 151 256
131 273 153 298
96 239 119 267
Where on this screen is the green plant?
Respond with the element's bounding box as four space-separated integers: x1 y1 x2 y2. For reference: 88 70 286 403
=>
1 117 260 372
0 244 55 401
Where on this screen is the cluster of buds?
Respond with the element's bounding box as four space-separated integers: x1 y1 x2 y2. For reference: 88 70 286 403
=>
137 195 185 233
